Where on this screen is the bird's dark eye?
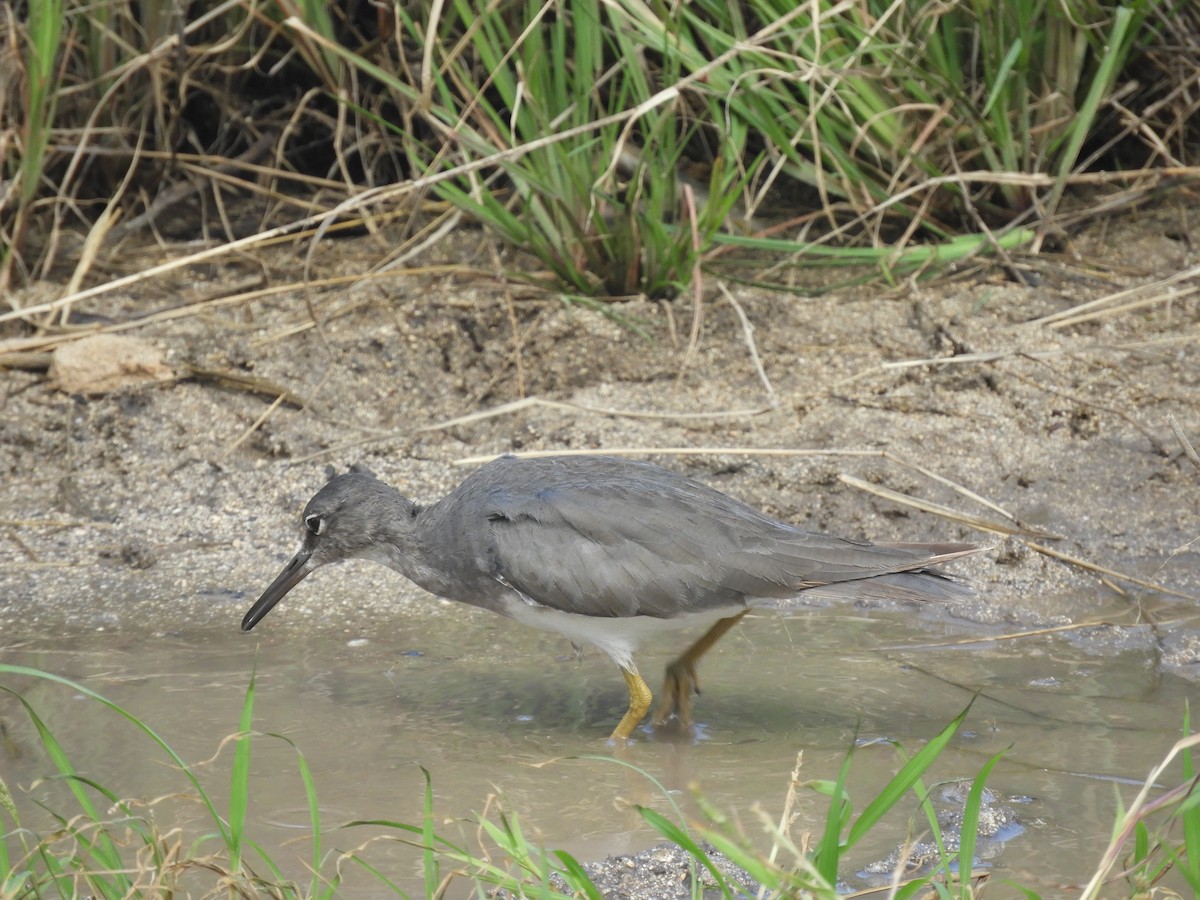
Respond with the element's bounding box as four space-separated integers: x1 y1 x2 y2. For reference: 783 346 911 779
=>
305 514 325 535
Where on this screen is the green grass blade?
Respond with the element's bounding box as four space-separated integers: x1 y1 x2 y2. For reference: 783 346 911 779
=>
552 849 603 900
1133 821 1149 864
336 853 409 893
478 812 546 880
20 0 63 206
420 766 439 894
0 665 234 849
0 770 21 881
955 750 1006 897
0 690 129 894
258 729 327 896
696 827 809 894
295 744 325 896
907 773 949 888
228 662 257 869
845 704 971 848
812 755 854 882
1162 843 1200 892
980 38 1024 118
1044 5 1133 215
1182 703 1200 882
239 836 290 883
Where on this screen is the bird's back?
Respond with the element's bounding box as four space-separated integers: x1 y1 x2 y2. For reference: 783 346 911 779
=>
414 455 978 620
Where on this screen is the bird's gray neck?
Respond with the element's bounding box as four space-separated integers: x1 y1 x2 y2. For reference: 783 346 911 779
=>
353 497 446 590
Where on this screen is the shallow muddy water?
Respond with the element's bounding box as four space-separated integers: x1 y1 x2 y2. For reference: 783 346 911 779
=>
1 597 1192 897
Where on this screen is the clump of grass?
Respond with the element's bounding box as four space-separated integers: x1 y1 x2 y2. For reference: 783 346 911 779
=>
1 0 61 291
370 0 1156 290
3 0 1184 306
285 0 1048 295
3 663 1199 897
0 663 596 897
1080 708 1200 898
0 664 990 898
637 706 995 896
0 2 231 297
280 0 755 299
0 665 977 896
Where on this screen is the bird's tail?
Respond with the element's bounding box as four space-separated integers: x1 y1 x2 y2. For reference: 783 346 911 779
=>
802 568 974 603
804 542 982 603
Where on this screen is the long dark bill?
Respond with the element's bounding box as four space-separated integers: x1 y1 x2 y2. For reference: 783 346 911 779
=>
242 548 313 632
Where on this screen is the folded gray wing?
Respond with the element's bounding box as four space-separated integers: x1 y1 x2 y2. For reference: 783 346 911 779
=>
483 478 977 619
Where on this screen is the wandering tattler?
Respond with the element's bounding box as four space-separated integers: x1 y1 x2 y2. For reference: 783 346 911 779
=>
243 454 980 739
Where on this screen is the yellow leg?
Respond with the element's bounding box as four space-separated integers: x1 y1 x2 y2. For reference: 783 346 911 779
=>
610 667 654 741
654 610 749 727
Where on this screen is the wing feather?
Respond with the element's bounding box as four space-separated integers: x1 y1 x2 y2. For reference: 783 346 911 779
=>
471 462 977 619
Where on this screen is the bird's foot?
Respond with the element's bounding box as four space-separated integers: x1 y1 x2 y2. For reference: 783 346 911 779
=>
653 658 700 728
608 667 654 743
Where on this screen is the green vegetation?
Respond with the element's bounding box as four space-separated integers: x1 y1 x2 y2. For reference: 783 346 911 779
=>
2 664 1198 897
2 1 1195 300
0 664 597 898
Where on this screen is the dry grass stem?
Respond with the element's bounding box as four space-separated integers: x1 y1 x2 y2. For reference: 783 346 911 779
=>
111 134 280 241
764 751 804 872
376 207 465 271
887 455 1025 527
1079 732 1200 900
0 562 80 570
837 168 1198 247
0 266 478 357
179 365 306 408
0 519 108 529
453 445 884 466
674 186 706 390
0 213 339 325
1006 370 1167 456
62 205 120 315
838 473 1056 539
1168 413 1200 474
1042 284 1200 330
878 620 1130 652
877 330 1200 373
1027 263 1200 328
432 398 779 439
219 395 288 463
719 282 779 409
1023 541 1195 600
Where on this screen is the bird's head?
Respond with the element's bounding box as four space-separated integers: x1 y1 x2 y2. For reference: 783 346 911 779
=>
241 472 403 632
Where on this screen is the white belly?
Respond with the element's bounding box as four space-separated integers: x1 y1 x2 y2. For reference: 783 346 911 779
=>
498 595 743 673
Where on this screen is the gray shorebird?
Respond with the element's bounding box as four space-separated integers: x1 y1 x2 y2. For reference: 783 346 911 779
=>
243 455 980 739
